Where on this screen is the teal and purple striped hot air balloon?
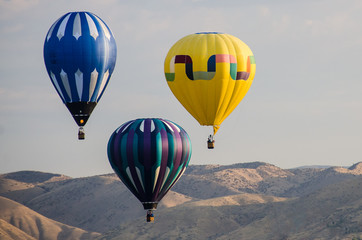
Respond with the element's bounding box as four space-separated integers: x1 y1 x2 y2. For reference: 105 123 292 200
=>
107 118 192 222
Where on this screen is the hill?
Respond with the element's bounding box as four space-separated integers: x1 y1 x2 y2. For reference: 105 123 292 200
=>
0 171 71 204
100 176 362 240
1 161 362 239
1 171 70 184
0 219 36 240
0 173 192 233
0 196 100 240
173 162 362 198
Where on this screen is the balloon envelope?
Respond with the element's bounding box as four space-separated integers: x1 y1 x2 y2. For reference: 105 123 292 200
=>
44 11 117 128
164 32 255 135
107 118 192 210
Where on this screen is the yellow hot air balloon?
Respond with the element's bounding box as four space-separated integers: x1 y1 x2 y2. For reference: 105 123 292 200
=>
164 32 256 148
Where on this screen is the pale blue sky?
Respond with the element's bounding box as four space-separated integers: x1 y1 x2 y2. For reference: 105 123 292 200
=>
1 0 362 177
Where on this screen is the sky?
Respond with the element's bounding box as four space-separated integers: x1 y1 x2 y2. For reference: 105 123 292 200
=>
1 0 362 177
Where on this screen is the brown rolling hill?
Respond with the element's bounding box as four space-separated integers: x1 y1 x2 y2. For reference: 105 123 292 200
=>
25 174 193 233
173 162 362 198
1 162 362 239
0 196 100 240
0 171 71 204
99 176 362 240
1 173 193 233
99 192 289 240
0 219 36 240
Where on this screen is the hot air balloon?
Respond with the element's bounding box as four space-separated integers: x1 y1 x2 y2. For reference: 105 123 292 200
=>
44 11 117 139
107 118 192 222
164 32 255 148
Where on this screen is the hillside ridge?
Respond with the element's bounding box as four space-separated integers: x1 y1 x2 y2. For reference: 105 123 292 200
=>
1 162 362 239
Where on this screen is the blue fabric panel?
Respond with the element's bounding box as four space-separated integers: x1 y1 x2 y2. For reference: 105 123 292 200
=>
44 12 117 104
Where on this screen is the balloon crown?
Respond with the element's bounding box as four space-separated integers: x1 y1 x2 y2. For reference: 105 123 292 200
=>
195 32 222 34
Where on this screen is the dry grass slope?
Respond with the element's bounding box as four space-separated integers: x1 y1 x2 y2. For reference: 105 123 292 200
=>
216 176 362 240
0 219 36 240
99 193 288 240
21 174 192 233
99 176 362 240
1 162 362 239
0 196 100 240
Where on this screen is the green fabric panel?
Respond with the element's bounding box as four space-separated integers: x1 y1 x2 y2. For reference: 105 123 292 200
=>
132 133 145 181
193 71 215 80
249 55 255 64
165 73 175 82
151 120 164 186
121 133 129 172
164 165 183 193
154 132 162 169
230 63 237 80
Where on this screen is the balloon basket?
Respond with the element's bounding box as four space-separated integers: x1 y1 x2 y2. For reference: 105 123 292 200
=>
143 202 157 222
207 135 214 149
146 210 154 222
207 140 215 149
78 127 85 140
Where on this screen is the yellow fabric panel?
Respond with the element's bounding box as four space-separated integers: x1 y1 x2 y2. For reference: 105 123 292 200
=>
221 34 255 123
213 125 220 135
164 33 255 134
213 34 237 124
166 35 202 122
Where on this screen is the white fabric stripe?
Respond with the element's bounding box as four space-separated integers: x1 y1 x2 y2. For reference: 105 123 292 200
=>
165 167 186 193
139 120 145 132
126 167 138 193
152 166 160 192
136 167 145 192
96 70 109 101
73 13 82 40
180 167 187 177
85 13 99 40
169 56 175 73
150 119 155 132
75 69 83 100
46 16 62 41
50 72 65 102
59 70 72 101
115 126 122 134
121 121 133 133
161 120 178 132
89 70 98 101
160 167 170 191
116 121 133 133
93 15 111 40
57 13 71 40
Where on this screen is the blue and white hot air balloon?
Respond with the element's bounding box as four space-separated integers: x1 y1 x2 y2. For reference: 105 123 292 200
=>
44 11 117 139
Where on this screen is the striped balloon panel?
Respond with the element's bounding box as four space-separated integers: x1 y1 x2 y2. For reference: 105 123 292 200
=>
43 11 117 103
107 118 192 204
